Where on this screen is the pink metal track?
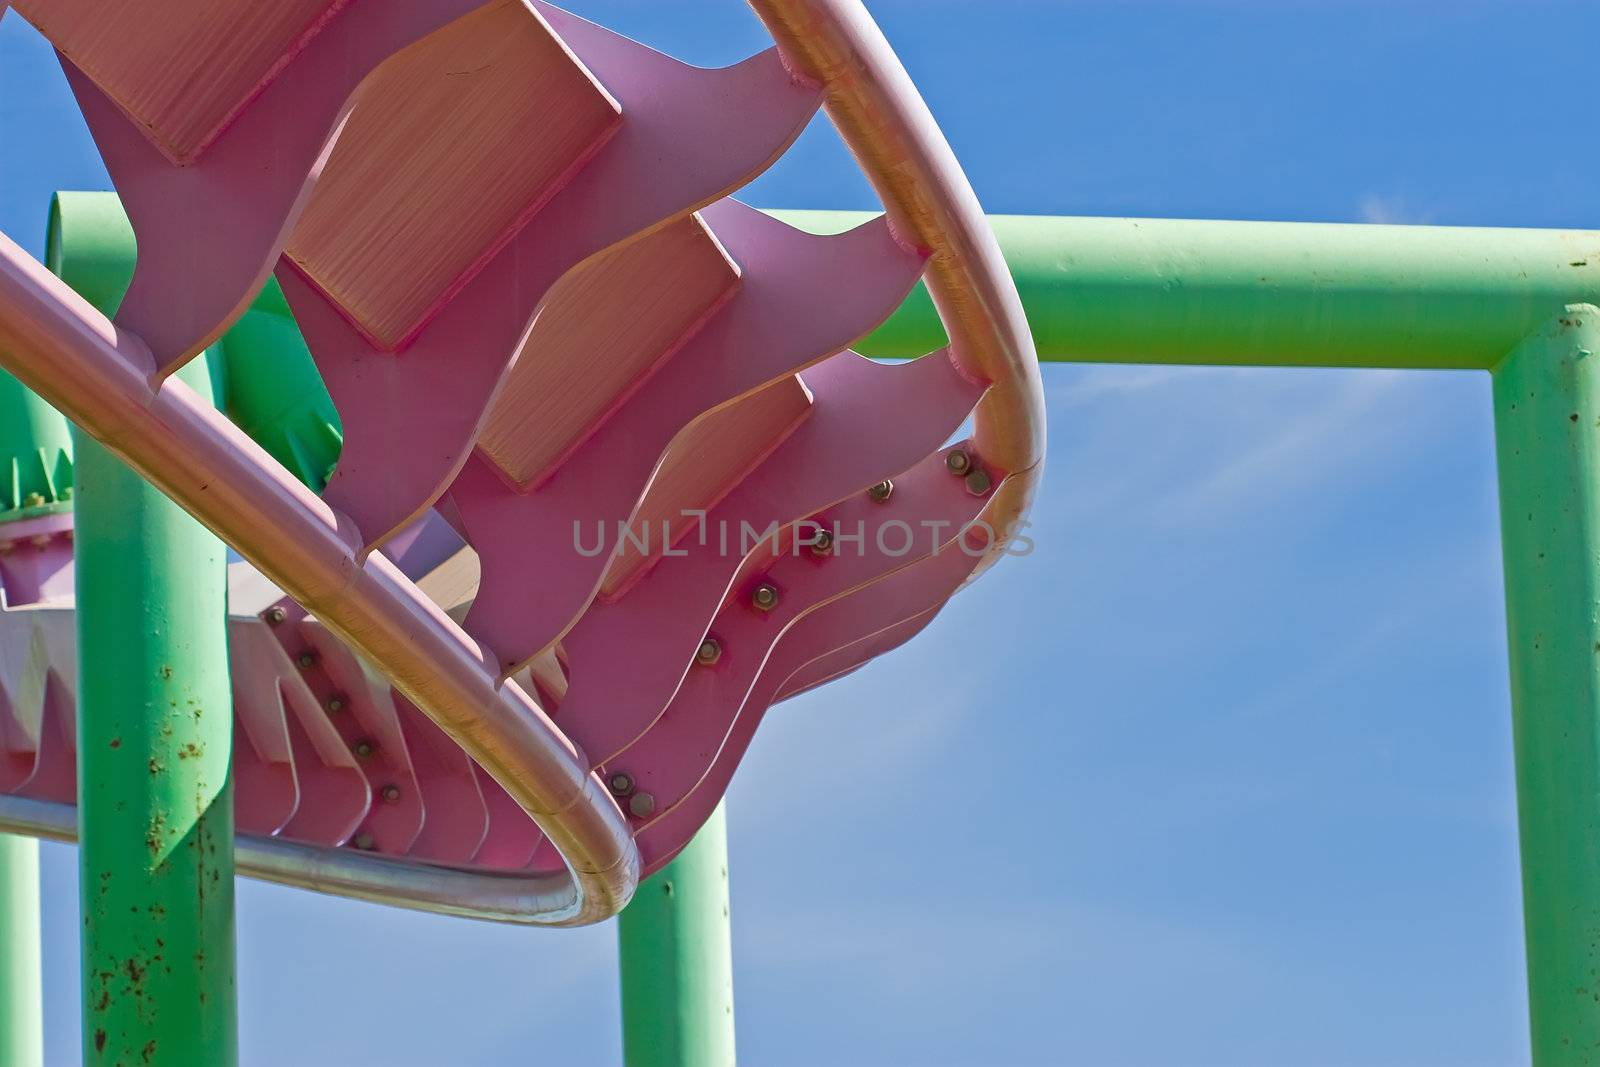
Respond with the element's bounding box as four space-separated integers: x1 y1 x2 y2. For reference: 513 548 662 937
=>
0 0 1044 923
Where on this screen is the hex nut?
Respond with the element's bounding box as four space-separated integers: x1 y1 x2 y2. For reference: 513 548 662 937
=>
868 480 894 503
696 637 722 666
752 582 780 612
628 792 657 818
965 468 993 496
945 448 972 475
265 606 287 625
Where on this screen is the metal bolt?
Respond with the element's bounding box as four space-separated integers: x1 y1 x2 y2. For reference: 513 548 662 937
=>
296 650 318 669
352 739 375 759
352 832 375 851
325 694 346 714
965 468 993 496
945 448 972 475
809 530 834 559
29 535 50 549
22 492 45 508
60 487 73 500
608 772 635 797
628 792 657 818
752 582 780 612
696 637 722 666
868 479 894 503
380 784 401 804
265 606 287 625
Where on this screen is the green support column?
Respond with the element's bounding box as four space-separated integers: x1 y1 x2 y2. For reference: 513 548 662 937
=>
618 803 735 1067
0 355 75 1067
1493 304 1600 1064
51 193 238 1065
0 833 42 1067
73 365 236 1065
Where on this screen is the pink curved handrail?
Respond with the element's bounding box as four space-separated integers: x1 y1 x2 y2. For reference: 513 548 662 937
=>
748 0 1046 572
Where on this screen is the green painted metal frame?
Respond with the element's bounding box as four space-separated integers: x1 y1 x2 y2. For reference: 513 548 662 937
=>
6 200 1600 1062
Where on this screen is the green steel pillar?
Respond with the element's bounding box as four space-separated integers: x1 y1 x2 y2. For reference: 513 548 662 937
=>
618 803 735 1067
73 366 236 1066
52 194 238 1065
0 355 75 1067
0 834 42 1067
1493 304 1600 1064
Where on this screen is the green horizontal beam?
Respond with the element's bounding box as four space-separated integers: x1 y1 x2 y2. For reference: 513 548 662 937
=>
777 211 1600 371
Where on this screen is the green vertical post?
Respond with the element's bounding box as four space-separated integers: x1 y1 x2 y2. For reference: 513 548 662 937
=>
52 194 238 1064
1493 304 1600 1065
618 803 735 1067
0 834 42 1067
0 354 76 1067
73 364 236 1065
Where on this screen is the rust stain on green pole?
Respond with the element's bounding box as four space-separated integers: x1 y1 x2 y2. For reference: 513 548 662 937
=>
618 803 735 1067
1493 304 1600 1065
52 199 238 1066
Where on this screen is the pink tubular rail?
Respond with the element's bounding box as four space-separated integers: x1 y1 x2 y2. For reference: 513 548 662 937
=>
0 0 1045 924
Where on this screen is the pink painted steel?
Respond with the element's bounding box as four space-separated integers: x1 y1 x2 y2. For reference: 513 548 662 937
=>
275 686 371 847
0 514 74 607
451 201 926 675
298 619 424 856
471 764 545 869
0 232 638 923
605 453 988 835
635 542 980 872
775 609 940 702
394 693 490 864
552 349 986 769
294 28 820 553
227 622 302 835
60 0 502 374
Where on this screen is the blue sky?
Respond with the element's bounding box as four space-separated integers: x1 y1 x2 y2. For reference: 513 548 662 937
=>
3 1 1596 1063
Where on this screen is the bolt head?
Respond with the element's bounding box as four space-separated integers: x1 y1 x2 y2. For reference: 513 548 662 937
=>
809 530 834 558
296 650 317 669
22 492 45 508
752 582 780 612
380 784 401 804
352 832 375 851
696 637 722 666
325 695 345 713
945 448 972 475
353 740 375 759
868 479 894 503
265 606 287 625
608 772 635 797
29 534 51 548
964 468 993 496
628 792 657 818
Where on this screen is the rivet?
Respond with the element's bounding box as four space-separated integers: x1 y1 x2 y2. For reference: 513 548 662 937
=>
696 637 722 666
752 582 780 612
22 492 45 508
629 792 657 818
352 739 375 759
296 650 318 669
945 448 972 475
325 694 345 714
608 772 635 797
868 479 894 503
352 832 375 851
809 530 834 558
380 784 401 804
965 468 993 496
265 606 287 625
